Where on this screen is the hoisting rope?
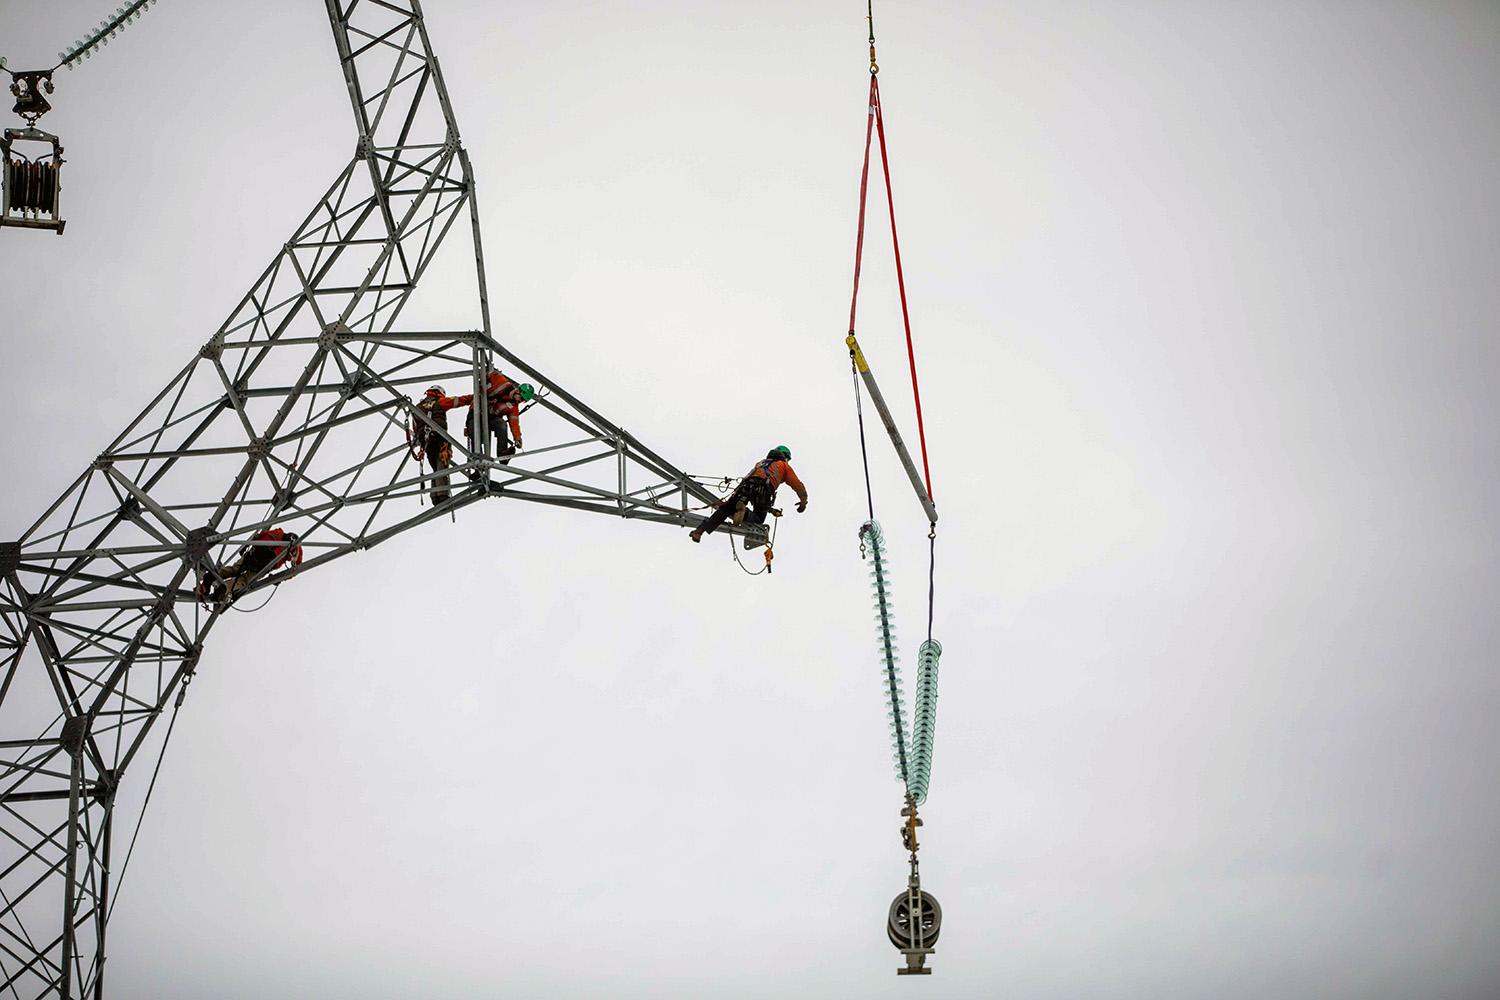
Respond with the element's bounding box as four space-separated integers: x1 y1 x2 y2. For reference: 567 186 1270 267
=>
852 353 877 523
873 82 934 503
926 531 936 643
847 45 934 503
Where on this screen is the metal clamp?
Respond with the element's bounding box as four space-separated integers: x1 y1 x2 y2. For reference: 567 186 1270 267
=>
889 798 940 974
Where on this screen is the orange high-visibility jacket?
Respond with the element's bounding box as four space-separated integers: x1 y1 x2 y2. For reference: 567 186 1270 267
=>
479 371 523 442
748 459 807 503
254 528 303 568
418 392 471 432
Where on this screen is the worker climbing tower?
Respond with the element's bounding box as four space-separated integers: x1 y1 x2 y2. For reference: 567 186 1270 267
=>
0 3 763 995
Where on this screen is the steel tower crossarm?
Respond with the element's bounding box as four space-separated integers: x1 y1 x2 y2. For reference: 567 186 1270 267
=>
0 3 757 995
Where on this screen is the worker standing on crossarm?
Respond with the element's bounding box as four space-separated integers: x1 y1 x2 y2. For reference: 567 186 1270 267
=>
465 368 534 458
412 385 472 503
690 446 807 542
199 527 304 605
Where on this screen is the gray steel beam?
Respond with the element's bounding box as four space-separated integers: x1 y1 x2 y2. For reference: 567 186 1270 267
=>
847 336 938 526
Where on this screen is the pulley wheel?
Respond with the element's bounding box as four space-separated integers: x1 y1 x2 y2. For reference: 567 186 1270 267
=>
887 889 941 949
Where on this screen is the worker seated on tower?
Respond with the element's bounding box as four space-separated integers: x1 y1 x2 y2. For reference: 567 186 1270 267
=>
411 384 473 503
689 446 807 543
464 368 534 460
197 527 303 605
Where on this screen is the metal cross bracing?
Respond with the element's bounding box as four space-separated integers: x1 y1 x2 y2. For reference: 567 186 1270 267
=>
0 2 762 995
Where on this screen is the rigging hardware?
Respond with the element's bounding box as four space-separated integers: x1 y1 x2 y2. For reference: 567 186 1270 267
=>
8 69 55 123
1 126 65 233
2 2 164 237
846 2 946 975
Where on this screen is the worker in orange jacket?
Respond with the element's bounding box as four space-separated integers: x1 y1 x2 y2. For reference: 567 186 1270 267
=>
465 369 535 458
412 384 472 503
690 446 807 542
201 527 304 604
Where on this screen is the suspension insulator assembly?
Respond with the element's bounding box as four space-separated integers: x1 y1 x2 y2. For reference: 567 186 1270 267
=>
861 519 946 974
862 519 911 784
844 8 949 972
906 638 941 805
861 519 943 805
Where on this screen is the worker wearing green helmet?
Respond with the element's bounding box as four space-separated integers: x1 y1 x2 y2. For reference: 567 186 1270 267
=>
465 368 536 458
689 446 808 543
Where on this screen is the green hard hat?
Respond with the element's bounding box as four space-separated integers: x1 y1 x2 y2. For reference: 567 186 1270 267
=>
518 383 535 402
773 445 791 460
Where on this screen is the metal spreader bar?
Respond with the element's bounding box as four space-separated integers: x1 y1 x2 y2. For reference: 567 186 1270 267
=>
847 335 937 526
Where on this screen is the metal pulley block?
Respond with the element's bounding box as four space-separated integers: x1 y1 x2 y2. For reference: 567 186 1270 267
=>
1 127 66 234
888 886 941 974
888 798 938 973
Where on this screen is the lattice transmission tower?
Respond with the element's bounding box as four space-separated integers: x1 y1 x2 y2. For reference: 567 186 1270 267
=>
0 3 761 995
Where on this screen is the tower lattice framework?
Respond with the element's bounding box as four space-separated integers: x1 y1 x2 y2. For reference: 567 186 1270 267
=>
0 3 758 995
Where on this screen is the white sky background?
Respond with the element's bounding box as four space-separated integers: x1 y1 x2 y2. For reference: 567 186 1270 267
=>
2 1 1499 997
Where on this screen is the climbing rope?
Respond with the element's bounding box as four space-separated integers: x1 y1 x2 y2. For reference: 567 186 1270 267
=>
228 582 280 614
728 514 778 576
106 662 191 921
638 473 745 514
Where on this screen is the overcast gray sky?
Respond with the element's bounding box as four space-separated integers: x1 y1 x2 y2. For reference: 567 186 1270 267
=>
2 1 1499 997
